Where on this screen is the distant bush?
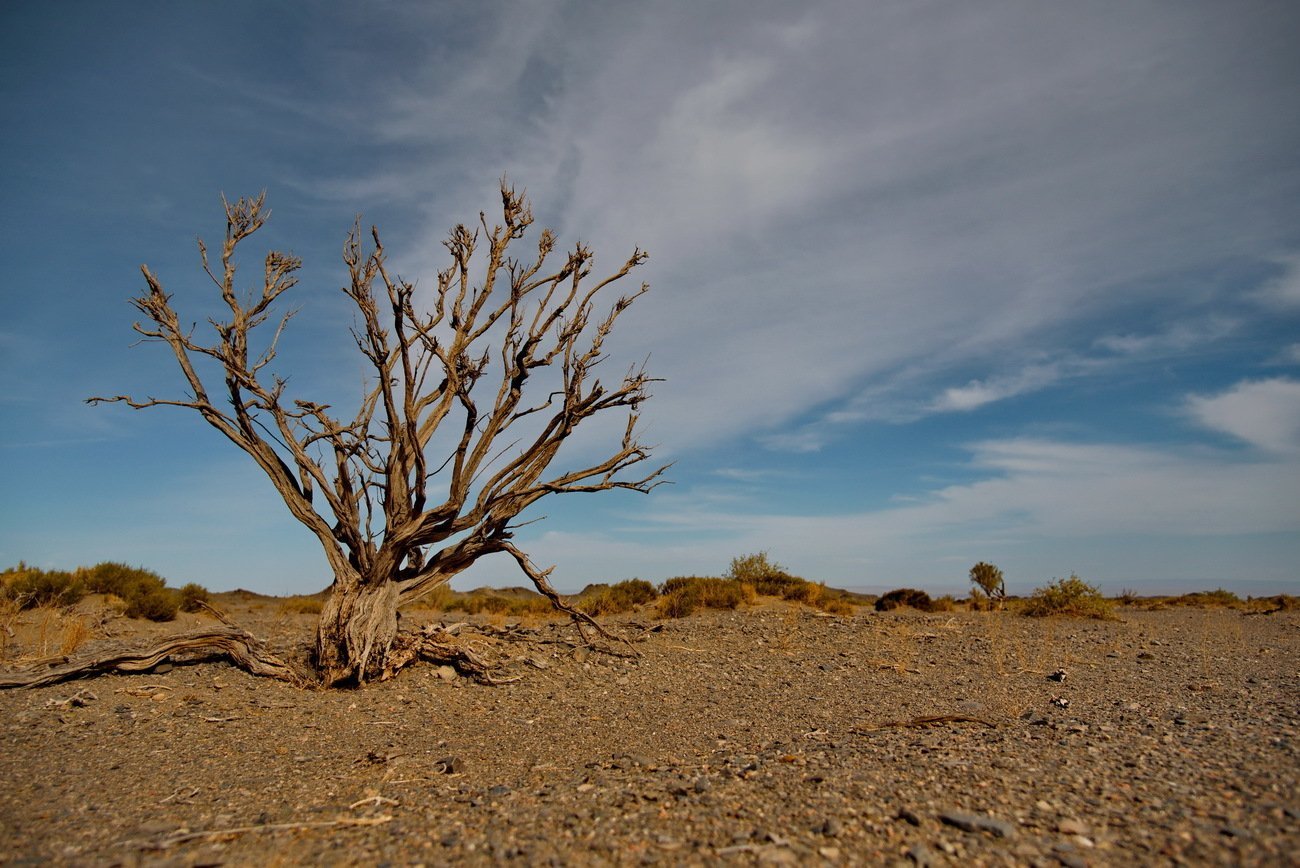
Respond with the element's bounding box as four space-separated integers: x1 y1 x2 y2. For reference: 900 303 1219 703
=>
818 597 856 617
1114 588 1140 606
875 588 933 612
928 594 956 612
656 577 753 618
969 562 1005 609
178 582 211 613
726 552 785 584
85 561 166 599
575 578 659 616
1022 574 1114 619
1 564 85 609
123 585 179 621
451 589 552 617
1167 589 1243 609
1249 594 1299 613
279 595 324 615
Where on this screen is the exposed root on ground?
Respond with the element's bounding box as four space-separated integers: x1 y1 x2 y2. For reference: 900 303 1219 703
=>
0 626 307 689
0 604 641 690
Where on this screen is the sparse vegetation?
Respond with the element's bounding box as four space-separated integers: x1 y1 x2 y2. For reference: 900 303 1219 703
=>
574 579 659 616
656 577 754 618
928 594 956 612
1166 589 1243 608
122 585 179 622
178 582 211 613
875 588 933 612
1 565 85 610
969 561 1005 610
1022 574 1114 619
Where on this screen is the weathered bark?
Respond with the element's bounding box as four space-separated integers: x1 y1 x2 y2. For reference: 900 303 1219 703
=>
314 579 400 686
86 180 665 686
0 627 304 689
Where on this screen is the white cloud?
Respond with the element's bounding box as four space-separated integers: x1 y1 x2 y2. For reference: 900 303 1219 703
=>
499 435 1300 590
1187 378 1300 454
334 2 1300 455
929 363 1064 412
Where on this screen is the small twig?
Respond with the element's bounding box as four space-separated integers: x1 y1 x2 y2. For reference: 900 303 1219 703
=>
159 786 199 805
122 815 394 850
852 715 999 733
349 795 399 809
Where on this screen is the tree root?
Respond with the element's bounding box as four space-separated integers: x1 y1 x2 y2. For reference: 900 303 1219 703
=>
0 611 604 690
0 626 307 689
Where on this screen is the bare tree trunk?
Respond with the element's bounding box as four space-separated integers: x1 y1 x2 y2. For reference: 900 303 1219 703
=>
314 578 400 686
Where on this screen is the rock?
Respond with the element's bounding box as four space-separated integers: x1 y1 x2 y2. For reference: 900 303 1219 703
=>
487 785 512 798
818 817 842 837
896 808 922 826
1048 669 1067 682
906 842 936 866
1057 818 1088 836
435 665 457 681
938 809 1015 838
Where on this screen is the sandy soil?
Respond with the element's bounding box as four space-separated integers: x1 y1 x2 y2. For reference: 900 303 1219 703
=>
1 600 1297 866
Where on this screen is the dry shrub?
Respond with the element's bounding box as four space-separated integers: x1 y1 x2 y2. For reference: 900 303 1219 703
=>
124 586 179 621
452 589 552 617
818 597 856 617
178 582 211 612
278 595 324 615
1022 574 1114 619
2 564 85 610
59 615 92 655
928 594 956 612
1166 589 1243 609
1250 594 1299 612
656 577 754 618
575 579 658 616
875 588 933 612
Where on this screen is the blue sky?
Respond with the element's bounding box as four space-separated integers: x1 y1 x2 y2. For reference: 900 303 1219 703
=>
2 1 1298 597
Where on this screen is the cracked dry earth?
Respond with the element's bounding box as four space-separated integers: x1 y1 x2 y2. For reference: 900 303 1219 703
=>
1 604 1298 866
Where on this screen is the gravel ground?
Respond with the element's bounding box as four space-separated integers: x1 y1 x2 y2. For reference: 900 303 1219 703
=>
1 603 1297 866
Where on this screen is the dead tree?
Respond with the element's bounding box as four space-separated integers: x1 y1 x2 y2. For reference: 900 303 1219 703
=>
84 182 665 686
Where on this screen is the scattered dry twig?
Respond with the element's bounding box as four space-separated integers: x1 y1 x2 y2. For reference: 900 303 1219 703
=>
121 815 393 851
852 714 999 733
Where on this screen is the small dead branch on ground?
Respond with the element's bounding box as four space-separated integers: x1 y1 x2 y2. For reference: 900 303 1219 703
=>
851 714 1000 733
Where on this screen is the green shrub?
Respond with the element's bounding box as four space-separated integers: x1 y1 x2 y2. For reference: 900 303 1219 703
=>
1022 574 1114 619
178 582 211 613
124 585 179 621
2 566 85 609
655 577 753 619
875 588 932 612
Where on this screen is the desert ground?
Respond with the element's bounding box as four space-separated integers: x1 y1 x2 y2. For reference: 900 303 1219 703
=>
1 599 1297 866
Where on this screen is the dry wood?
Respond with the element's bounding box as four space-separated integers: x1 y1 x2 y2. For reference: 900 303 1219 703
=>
86 181 664 686
0 627 305 689
121 815 394 851
851 714 1000 732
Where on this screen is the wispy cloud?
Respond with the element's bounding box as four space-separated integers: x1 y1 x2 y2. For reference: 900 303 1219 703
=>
1187 377 1300 454
507 436 1300 589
